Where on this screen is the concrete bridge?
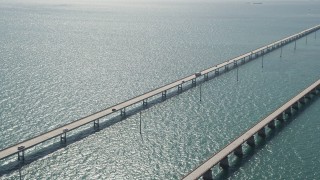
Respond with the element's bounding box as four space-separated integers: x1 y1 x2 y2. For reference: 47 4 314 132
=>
182 79 320 180
0 25 319 165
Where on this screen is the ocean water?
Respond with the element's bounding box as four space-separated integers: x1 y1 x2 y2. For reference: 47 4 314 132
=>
0 0 319 179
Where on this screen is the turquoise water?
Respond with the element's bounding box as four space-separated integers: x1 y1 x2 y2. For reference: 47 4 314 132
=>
0 0 319 179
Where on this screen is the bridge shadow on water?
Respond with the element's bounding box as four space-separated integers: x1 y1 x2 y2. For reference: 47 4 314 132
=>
213 94 319 180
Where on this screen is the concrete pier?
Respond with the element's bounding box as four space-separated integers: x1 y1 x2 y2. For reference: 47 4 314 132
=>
247 136 255 147
234 145 243 157
202 169 213 180
268 120 276 129
219 156 229 169
258 127 266 138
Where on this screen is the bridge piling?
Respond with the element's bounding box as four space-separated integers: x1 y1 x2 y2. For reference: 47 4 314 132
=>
178 83 183 93
17 146 25 162
162 90 167 100
94 119 99 129
276 113 284 122
192 79 196 87
258 127 266 138
204 73 209 81
292 102 299 111
225 65 229 71
310 89 317 96
143 99 148 107
285 107 292 117
202 169 213 180
199 84 202 102
306 36 308 44
246 136 255 147
268 120 275 129
234 145 243 157
139 111 142 134
219 156 229 169
305 93 312 101
121 108 126 117
60 129 68 144
234 61 238 67
215 69 219 76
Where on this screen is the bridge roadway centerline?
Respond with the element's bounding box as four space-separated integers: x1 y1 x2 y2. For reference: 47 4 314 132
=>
0 25 319 162
182 79 320 180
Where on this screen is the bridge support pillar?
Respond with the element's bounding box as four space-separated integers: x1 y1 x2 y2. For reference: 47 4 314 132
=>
60 129 68 144
162 90 167 100
192 79 196 87
299 97 306 105
241 58 245 64
178 84 183 93
306 36 308 44
17 146 25 162
215 69 220 76
94 119 99 129
285 107 292 117
120 108 126 117
292 102 299 111
234 145 243 157
268 120 275 129
246 136 255 147
311 89 317 96
276 113 284 122
258 127 266 138
234 61 238 68
143 99 148 107
219 156 229 169
305 93 312 101
204 73 209 81
224 65 229 71
202 169 213 180
316 86 320 95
